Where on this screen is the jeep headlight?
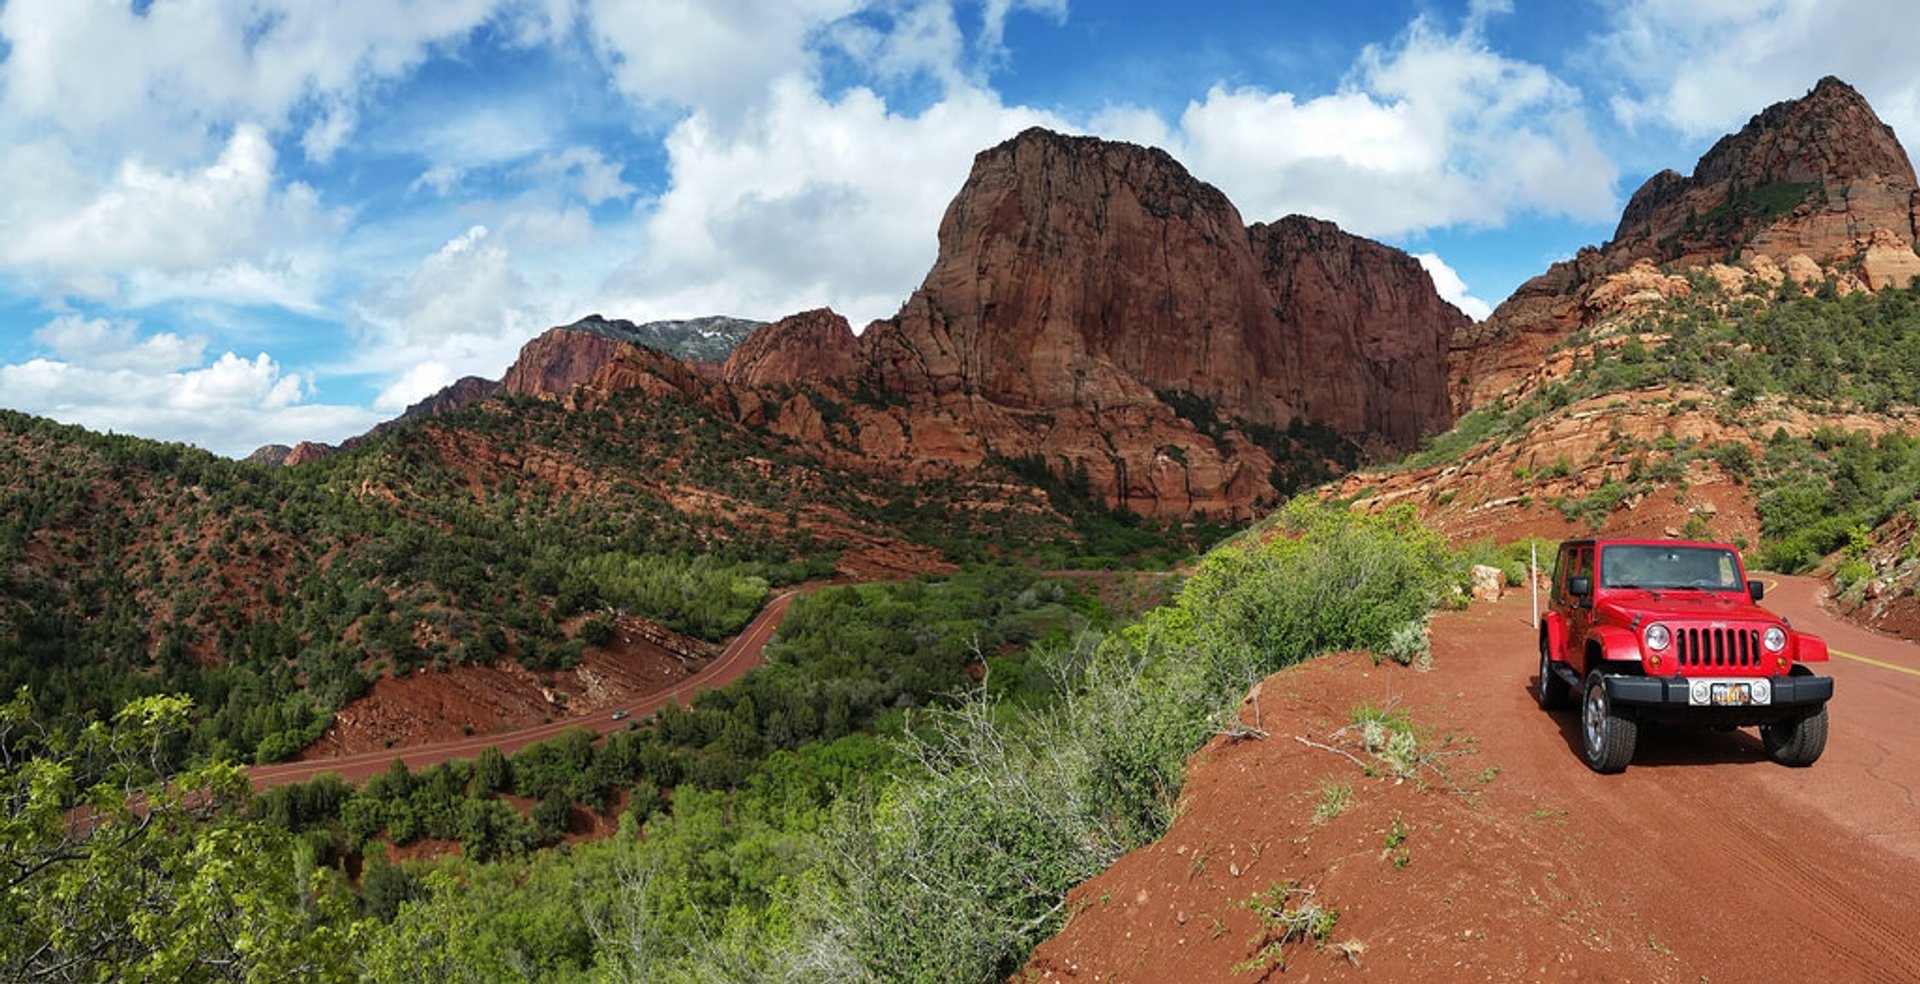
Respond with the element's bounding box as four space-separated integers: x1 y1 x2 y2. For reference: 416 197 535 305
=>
1645 623 1672 651
1763 626 1788 652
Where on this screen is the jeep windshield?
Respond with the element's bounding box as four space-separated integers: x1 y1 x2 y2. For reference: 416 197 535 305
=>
1598 544 1742 591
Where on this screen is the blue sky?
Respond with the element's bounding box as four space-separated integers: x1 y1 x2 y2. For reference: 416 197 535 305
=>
2 0 1917 456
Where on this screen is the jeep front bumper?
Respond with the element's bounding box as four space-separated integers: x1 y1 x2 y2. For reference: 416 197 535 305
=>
1603 673 1832 725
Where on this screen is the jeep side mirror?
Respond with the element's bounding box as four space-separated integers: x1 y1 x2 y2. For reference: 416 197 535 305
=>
1748 579 1765 602
1569 576 1592 598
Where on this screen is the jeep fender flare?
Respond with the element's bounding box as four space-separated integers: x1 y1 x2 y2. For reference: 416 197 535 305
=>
1584 624 1645 668
1793 632 1829 663
1540 612 1568 661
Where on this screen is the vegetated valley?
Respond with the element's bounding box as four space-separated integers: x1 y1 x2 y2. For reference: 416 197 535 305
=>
8 75 1920 981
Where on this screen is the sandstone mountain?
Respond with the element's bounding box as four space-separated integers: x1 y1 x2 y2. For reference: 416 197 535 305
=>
724 128 1466 515
1455 76 1920 407
721 307 860 390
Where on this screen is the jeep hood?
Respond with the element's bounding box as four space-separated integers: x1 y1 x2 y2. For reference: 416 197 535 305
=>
1596 590 1782 624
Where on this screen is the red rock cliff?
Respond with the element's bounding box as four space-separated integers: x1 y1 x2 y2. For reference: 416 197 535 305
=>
500 328 632 400
1251 215 1464 449
865 130 1280 418
829 128 1458 513
862 128 1460 443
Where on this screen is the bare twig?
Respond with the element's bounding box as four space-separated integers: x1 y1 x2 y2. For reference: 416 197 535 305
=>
1292 735 1369 771
1213 720 1269 741
1419 757 1473 796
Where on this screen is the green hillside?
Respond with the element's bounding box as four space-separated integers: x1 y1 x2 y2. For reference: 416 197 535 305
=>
0 384 1213 767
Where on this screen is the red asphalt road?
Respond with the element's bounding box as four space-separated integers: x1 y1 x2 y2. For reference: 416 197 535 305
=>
1751 573 1920 862
247 590 797 790
1424 571 1920 981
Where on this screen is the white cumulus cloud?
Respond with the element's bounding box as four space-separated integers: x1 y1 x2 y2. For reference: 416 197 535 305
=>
0 0 509 154
0 125 342 307
374 361 460 412
31 315 207 372
1154 14 1617 238
526 147 637 206
358 225 543 344
351 219 602 409
3 319 381 456
1593 0 1920 144
606 78 1060 326
584 0 862 124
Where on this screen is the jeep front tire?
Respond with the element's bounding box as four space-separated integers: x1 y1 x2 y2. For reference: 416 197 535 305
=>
1581 672 1638 773
1762 704 1829 767
1536 637 1572 710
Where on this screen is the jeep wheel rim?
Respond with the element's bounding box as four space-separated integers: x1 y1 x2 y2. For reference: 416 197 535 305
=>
1584 681 1606 752
1538 645 1550 699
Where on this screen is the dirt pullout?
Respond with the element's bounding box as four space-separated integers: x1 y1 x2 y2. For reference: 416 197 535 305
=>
1023 587 1920 982
303 613 704 758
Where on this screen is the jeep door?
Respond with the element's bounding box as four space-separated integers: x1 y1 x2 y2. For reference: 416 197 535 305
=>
1558 544 1596 674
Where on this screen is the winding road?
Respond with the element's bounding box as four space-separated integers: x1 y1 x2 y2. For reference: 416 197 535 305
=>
248 590 797 789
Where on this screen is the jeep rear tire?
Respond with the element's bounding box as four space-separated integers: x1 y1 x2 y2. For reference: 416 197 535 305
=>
1762 704 1828 767
1536 637 1572 710
1581 672 1637 773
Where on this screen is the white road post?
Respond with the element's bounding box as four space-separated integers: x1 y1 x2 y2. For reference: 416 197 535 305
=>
1531 541 1539 629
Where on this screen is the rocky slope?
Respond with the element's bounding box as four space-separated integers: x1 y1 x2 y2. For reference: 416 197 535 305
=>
1613 77 1918 266
1455 76 1920 408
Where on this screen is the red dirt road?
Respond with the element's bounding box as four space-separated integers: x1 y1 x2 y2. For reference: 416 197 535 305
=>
1026 574 1920 982
248 591 795 790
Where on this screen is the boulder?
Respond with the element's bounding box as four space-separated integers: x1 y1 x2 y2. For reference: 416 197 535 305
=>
1470 565 1506 603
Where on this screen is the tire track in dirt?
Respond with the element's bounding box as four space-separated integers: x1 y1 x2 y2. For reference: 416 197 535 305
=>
1705 795 1920 982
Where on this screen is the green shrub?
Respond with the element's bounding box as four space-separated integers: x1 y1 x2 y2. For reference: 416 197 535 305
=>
1835 558 1875 599
578 613 616 647
770 500 1459 980
1178 500 1454 688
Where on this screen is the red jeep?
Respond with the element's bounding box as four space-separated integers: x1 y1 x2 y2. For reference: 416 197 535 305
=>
1536 538 1833 773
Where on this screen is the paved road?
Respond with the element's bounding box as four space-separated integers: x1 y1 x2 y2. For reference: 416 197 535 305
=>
248 590 797 789
1746 573 1920 863
1444 572 1920 982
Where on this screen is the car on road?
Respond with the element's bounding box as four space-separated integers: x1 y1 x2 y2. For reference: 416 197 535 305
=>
610 710 630 721
1536 538 1834 772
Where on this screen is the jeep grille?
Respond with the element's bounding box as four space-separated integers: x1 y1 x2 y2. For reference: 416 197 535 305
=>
1675 626 1761 669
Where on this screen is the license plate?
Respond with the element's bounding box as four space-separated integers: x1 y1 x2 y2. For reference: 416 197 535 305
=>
1712 682 1752 706
1688 680 1771 706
